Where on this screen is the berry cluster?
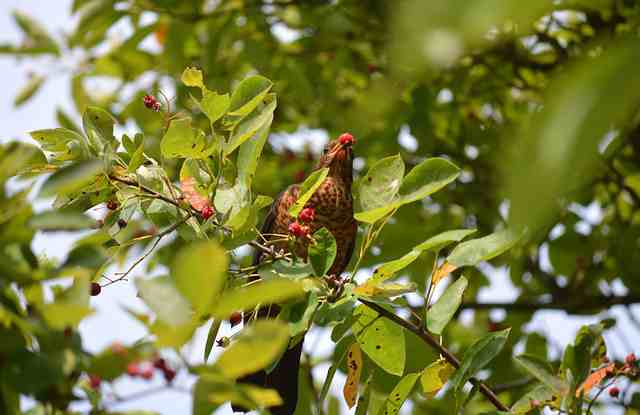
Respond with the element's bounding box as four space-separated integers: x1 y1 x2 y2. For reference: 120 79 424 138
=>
289 207 316 239
338 132 355 146
200 205 215 220
143 94 162 112
127 357 176 383
606 352 637 399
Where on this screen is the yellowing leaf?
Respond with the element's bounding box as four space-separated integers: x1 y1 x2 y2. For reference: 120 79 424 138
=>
354 282 417 299
432 262 457 286
421 359 455 398
343 342 363 409
182 67 204 89
576 363 615 397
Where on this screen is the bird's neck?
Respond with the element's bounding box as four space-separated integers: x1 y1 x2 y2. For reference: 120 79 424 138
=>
327 163 353 190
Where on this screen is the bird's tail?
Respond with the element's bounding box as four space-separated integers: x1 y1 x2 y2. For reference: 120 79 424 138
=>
231 335 304 415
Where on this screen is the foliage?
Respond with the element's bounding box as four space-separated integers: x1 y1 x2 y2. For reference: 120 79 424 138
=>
2 0 640 414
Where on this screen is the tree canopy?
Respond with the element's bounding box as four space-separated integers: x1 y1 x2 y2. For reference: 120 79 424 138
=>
2 0 640 414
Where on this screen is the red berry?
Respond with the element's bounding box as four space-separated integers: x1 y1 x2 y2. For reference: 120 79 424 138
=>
229 311 242 328
338 132 355 146
117 219 127 228
625 353 637 365
609 386 620 398
201 205 215 220
153 358 167 370
127 362 140 377
90 282 101 296
88 374 101 390
143 94 161 111
163 367 176 383
141 367 153 380
288 221 310 238
299 207 316 223
106 200 118 210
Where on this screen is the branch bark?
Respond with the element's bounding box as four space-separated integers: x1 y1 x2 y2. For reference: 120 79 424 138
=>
461 295 640 313
359 299 509 412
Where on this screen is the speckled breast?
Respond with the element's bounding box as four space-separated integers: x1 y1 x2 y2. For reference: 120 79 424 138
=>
271 177 357 276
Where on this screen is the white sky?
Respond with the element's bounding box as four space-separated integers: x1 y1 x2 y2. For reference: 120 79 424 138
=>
0 2 636 414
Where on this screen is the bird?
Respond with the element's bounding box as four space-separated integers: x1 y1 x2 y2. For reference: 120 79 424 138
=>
232 133 357 414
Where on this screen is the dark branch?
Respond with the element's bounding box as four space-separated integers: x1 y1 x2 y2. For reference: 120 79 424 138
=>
359 299 509 412
461 295 640 313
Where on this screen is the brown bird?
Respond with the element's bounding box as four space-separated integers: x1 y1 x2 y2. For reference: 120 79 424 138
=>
233 134 357 414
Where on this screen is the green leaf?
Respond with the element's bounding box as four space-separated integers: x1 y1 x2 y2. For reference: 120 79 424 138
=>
41 303 93 330
236 121 270 188
14 75 45 107
135 276 192 326
414 228 477 252
228 75 273 116
0 141 47 181
447 228 523 267
511 383 556 415
355 157 460 223
450 328 510 392
370 250 422 283
258 259 315 280
12 10 59 54
504 38 640 232
161 118 212 159
352 305 405 376
514 354 567 393
356 154 405 222
29 127 89 161
225 94 276 155
211 279 306 319
288 168 329 217
369 229 475 283
202 90 230 124
172 241 228 316
309 228 337 276
181 67 204 89
284 292 319 338
376 372 420 415
82 106 116 153
28 211 95 231
214 320 290 379
421 359 455 398
397 157 460 204
426 276 468 335
39 159 103 198
195 374 282 412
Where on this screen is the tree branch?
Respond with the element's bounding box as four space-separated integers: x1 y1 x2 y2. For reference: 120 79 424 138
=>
461 295 640 313
359 299 509 412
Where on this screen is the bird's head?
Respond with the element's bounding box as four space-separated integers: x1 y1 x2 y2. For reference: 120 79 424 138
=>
317 133 355 184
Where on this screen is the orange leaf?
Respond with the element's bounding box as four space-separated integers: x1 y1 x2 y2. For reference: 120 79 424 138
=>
576 363 615 397
432 262 457 286
343 342 363 409
181 176 211 212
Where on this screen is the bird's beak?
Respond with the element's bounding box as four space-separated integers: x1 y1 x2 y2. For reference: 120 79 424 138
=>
327 141 352 161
